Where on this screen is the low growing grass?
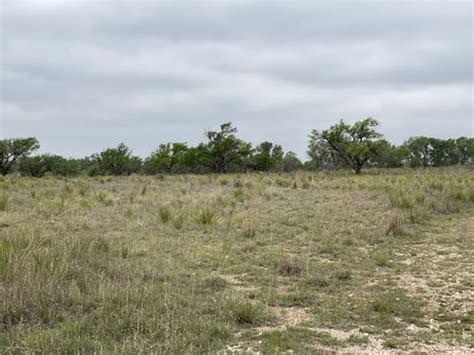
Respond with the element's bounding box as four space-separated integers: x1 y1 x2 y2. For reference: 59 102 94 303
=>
0 168 472 352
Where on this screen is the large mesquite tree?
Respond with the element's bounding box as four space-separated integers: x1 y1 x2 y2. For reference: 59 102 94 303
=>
0 137 40 175
308 118 385 174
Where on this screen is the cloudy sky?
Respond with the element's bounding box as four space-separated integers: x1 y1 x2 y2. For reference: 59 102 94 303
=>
1 0 472 159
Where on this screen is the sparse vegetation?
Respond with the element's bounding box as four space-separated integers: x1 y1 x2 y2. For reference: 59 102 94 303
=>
0 168 472 353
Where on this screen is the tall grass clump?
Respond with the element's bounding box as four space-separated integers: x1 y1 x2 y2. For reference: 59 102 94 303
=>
197 207 216 226
388 188 424 210
231 301 269 326
385 213 403 236
0 195 8 211
157 207 172 223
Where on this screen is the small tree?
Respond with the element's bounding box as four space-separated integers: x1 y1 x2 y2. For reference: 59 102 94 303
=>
282 151 302 172
309 118 384 174
95 143 142 175
144 142 190 174
253 142 284 172
0 137 40 175
19 154 65 177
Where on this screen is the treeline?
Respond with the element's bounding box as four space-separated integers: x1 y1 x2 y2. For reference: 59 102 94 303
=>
1 120 472 177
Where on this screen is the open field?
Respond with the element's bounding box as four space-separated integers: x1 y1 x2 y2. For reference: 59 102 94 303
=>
0 168 473 353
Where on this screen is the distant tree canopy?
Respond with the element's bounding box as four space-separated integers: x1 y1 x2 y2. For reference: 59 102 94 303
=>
308 118 386 174
19 154 67 177
1 120 472 177
206 122 252 173
93 143 142 176
307 118 473 173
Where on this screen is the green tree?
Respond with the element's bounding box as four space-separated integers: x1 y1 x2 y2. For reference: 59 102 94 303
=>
253 141 284 171
454 137 474 165
206 122 252 173
144 143 190 174
281 151 302 172
144 143 173 174
19 154 65 177
182 144 213 173
95 143 142 175
372 140 406 168
307 132 344 170
0 137 40 175
51 158 82 176
309 118 385 174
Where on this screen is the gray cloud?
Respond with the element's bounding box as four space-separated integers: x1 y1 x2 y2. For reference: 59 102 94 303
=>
1 0 472 159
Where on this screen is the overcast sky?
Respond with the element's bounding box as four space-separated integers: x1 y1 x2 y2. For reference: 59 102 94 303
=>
1 0 472 159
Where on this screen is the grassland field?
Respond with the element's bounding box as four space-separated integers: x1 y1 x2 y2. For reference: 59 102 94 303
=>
0 168 473 353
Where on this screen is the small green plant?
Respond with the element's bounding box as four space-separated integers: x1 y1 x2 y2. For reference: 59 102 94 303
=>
92 238 110 253
388 189 415 209
78 183 88 196
408 207 430 223
197 207 215 226
334 269 352 281
231 301 267 326
157 207 172 223
173 213 185 230
372 252 390 267
278 255 303 276
96 191 113 206
383 338 400 349
120 244 130 259
124 207 134 218
233 188 245 202
0 195 8 211
233 179 243 188
201 276 228 292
